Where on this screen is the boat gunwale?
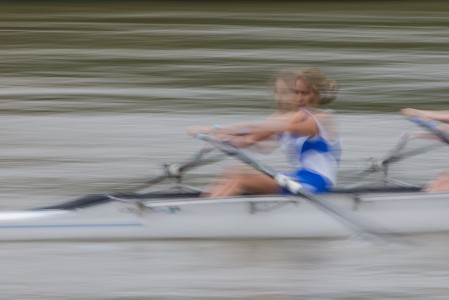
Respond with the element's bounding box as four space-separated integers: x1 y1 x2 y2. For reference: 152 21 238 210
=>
11 183 431 214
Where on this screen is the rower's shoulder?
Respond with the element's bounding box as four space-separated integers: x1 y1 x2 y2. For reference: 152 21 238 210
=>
311 108 337 117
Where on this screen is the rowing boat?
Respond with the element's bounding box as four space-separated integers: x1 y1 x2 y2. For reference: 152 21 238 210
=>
0 184 447 241
0 116 447 242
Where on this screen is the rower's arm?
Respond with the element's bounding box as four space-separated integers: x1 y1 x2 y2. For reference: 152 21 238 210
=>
230 110 320 146
285 110 318 137
401 108 449 124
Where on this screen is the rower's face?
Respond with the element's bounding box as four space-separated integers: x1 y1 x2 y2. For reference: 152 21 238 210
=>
274 79 296 111
293 79 317 107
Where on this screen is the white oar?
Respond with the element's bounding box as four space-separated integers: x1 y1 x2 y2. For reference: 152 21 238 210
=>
197 133 401 245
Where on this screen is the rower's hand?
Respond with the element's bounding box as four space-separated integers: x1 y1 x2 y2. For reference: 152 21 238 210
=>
398 130 441 141
406 131 435 140
400 108 430 120
187 125 213 137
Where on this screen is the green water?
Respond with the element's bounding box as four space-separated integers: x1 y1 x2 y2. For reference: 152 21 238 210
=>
1 1 448 114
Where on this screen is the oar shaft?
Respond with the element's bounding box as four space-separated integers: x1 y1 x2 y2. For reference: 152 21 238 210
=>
197 133 394 243
384 144 440 165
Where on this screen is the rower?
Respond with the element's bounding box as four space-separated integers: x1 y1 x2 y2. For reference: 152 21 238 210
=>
401 108 449 192
189 68 341 197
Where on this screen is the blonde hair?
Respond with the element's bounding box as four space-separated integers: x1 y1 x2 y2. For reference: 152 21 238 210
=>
296 68 338 106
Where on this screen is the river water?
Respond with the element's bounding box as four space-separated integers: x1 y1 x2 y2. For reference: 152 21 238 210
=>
1 2 449 299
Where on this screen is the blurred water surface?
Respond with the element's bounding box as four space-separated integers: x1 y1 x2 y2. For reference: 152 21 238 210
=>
1 2 449 299
1 1 448 113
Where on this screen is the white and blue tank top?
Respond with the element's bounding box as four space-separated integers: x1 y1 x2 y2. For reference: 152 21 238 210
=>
278 109 342 191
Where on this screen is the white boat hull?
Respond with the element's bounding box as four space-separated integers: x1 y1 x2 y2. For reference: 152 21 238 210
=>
0 191 448 241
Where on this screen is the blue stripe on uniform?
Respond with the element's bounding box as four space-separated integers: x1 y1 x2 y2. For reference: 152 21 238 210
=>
300 138 329 153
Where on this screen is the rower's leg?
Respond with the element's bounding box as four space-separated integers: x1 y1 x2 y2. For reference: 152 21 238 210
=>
201 164 246 196
424 170 449 192
209 172 279 197
202 163 279 197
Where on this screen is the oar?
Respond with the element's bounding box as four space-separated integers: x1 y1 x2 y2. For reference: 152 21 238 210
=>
136 145 224 188
67 147 225 207
197 133 399 244
408 117 449 146
358 133 441 177
358 133 410 176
